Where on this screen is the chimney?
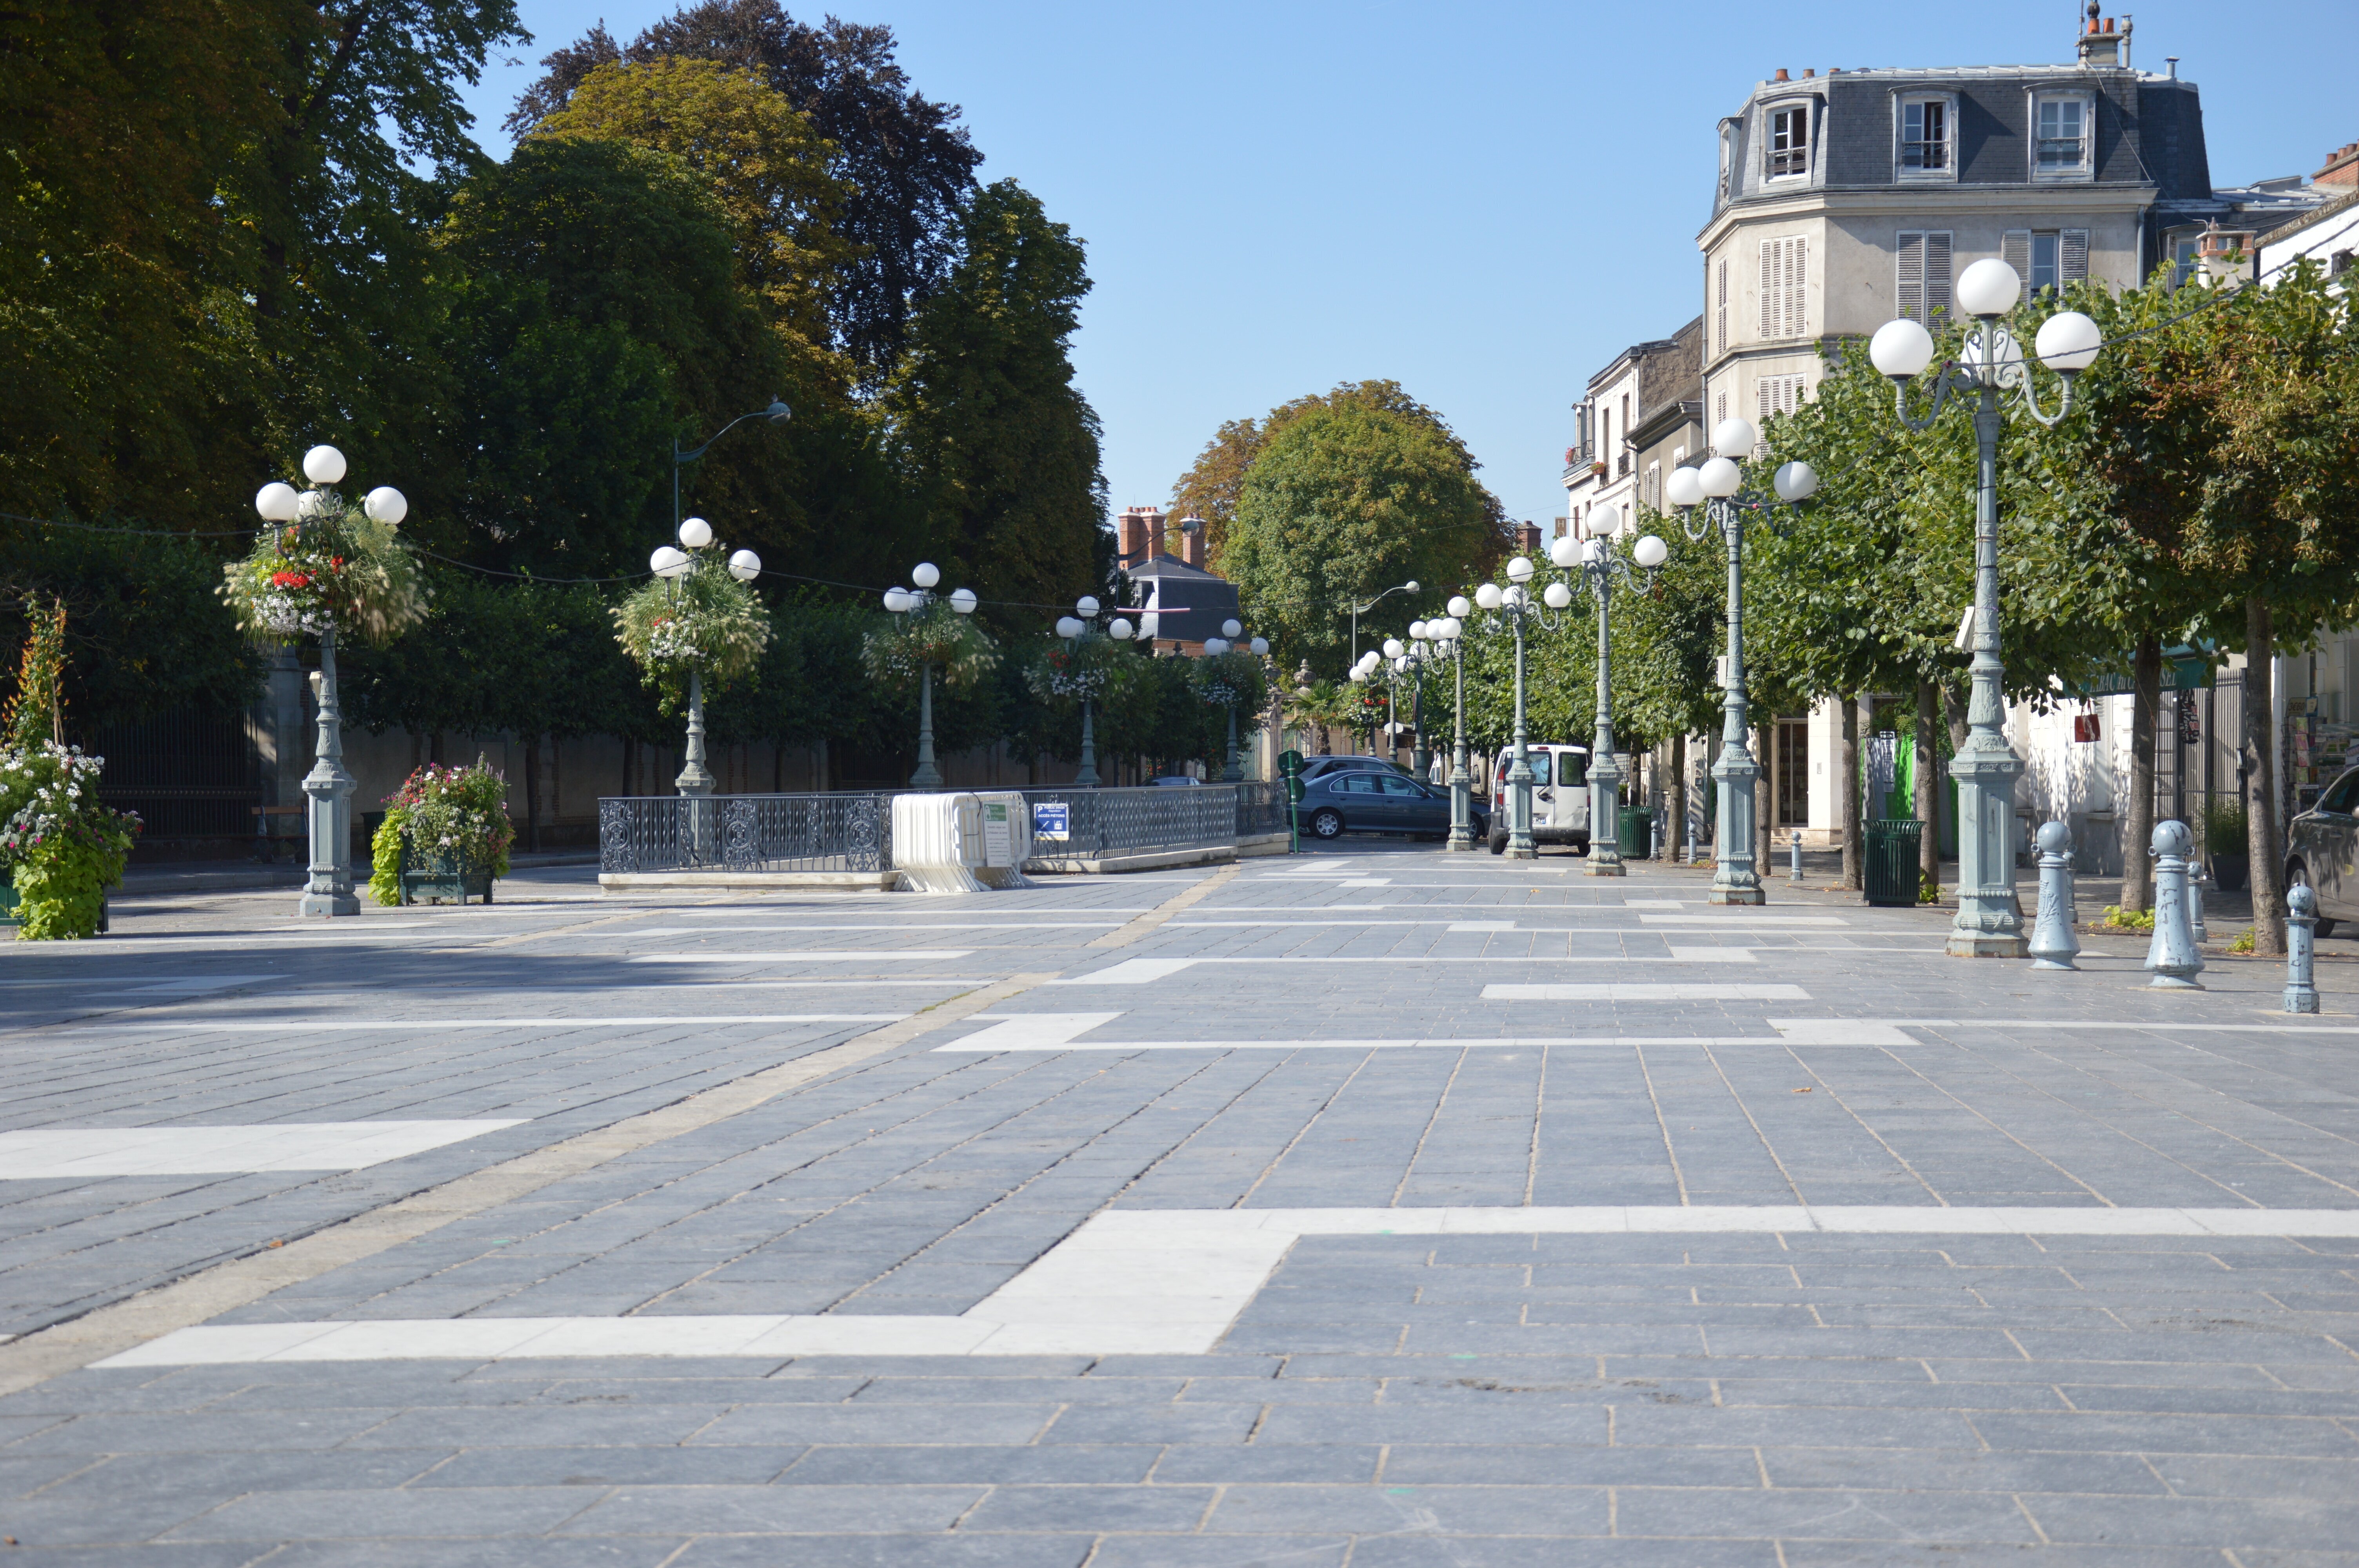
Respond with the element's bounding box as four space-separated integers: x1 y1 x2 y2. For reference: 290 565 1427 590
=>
2318 142 2359 190
2197 222 2255 283
2076 1 2124 66
1514 521 1541 557
1116 505 1167 568
1180 518 1206 568
1772 67 1789 82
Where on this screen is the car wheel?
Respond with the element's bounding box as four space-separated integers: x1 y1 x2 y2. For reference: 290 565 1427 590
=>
1309 808 1344 840
1488 826 1507 855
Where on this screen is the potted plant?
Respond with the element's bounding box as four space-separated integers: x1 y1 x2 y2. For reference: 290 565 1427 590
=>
2202 797 2249 891
0 598 141 938
368 757 515 906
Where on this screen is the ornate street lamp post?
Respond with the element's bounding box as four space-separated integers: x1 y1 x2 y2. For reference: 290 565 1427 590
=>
1350 579 1420 671
1549 505 1668 877
1869 262 2101 955
1666 419 1819 906
883 564 979 788
1054 596 1138 787
647 519 762 802
1474 555 1565 860
1196 619 1269 782
1437 599 1474 850
1388 623 1449 780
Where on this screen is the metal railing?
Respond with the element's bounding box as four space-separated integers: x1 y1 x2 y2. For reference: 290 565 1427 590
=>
599 793 896 875
600 780 1279 875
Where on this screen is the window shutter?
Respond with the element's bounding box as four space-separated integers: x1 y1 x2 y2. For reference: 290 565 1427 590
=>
1925 232 1952 322
1896 232 1925 324
1758 241 1776 339
2003 230 2032 281
1758 237 1806 340
1716 260 1728 355
2061 228 2089 282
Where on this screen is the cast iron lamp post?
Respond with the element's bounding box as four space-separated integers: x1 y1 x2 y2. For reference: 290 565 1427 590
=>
648 519 763 802
1474 556 1565 860
1665 420 1819 905
1054 596 1137 788
1393 624 1450 779
1350 579 1420 669
1869 260 2100 955
883 564 978 788
253 444 405 916
672 401 788 536
1196 619 1269 782
1549 505 1668 877
1437 599 1474 849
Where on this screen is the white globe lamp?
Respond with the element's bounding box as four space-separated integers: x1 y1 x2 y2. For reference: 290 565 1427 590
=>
1774 461 1820 503
1664 466 1706 510
883 586 912 613
677 516 713 549
1632 535 1668 570
911 562 940 589
948 587 977 614
1475 583 1504 610
1956 258 2021 318
1698 456 1743 499
1447 595 1471 618
2036 310 2103 374
1506 556 1534 583
1712 417 1757 458
254 483 300 522
363 486 407 526
1868 318 1936 380
1549 535 1580 568
728 548 762 582
302 445 346 485
1543 581 1572 609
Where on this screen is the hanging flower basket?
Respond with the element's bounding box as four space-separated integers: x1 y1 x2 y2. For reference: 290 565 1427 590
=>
863 601 998 690
368 760 515 907
1191 649 1269 711
613 552 771 710
220 493 425 645
1026 634 1123 703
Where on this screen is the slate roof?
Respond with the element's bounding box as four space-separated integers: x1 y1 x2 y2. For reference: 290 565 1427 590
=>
1124 556 1241 648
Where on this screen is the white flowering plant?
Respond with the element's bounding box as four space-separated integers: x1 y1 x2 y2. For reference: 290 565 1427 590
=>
863 599 998 691
220 493 426 646
613 550 771 712
367 760 514 906
0 742 140 939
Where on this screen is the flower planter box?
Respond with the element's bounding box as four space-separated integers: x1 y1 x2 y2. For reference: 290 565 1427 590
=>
398 844 494 906
0 883 108 933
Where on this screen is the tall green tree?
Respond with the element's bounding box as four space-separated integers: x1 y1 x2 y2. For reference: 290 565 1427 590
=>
1223 400 1501 674
884 180 1107 624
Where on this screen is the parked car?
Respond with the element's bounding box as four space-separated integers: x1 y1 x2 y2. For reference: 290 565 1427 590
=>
2285 766 2357 936
1485 744 1591 854
1298 755 1417 784
1298 769 1484 842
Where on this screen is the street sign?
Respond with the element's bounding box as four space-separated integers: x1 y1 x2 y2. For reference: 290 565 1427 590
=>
1031 802 1070 842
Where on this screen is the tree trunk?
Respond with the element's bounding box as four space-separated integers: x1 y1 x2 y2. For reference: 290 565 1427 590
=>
523 734 542 854
1670 732 1688 861
1755 725 1774 870
2246 598 2286 955
2121 635 2162 912
1839 696 1862 891
1914 682 1940 897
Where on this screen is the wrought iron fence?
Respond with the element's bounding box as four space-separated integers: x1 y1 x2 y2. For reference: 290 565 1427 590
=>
598 793 896 875
92 713 266 839
601 781 1273 874
1018 786 1239 861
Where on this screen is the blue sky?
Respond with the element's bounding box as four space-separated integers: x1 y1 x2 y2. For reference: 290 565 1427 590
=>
454 0 2357 535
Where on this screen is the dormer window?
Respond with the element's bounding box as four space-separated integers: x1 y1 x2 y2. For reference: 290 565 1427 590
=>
1901 100 1948 171
1765 105 1809 178
2034 94 2092 178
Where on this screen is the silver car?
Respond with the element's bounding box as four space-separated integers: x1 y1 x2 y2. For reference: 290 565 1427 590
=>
2286 768 2358 937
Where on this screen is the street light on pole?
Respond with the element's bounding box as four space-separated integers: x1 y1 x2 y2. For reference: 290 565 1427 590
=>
1549 505 1667 877
1666 421 1818 905
884 563 978 788
1474 557 1565 860
1195 618 1267 782
1055 594 1133 788
1869 261 2099 956
661 402 785 798
1350 579 1420 670
1439 597 1474 850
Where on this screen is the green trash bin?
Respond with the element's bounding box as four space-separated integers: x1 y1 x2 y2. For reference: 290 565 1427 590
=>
1863 818 1924 907
1617 806 1652 859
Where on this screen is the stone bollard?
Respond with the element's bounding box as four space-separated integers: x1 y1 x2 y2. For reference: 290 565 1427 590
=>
2285 884 2321 1014
2027 819 2080 971
2143 820 2205 990
1790 830 1803 884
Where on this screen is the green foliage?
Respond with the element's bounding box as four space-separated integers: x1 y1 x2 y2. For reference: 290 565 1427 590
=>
1025 633 1124 704
1192 650 1268 715
4 597 66 746
2098 904 2156 931
1225 401 1501 673
613 552 774 699
2201 796 2250 855
222 495 427 648
0 742 137 940
369 759 516 905
885 181 1106 622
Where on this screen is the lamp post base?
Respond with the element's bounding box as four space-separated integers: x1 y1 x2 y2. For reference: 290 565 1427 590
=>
1947 733 2026 958
1707 884 1766 906
299 888 361 918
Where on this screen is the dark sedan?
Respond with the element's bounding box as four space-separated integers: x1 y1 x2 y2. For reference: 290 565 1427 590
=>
1298 769 1484 842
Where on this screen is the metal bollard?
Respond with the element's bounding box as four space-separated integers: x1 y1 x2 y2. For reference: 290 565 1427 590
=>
2285 884 2321 1014
2190 867 2208 945
1790 829 1803 884
1685 818 1697 866
2143 820 2204 989
2027 820 2080 971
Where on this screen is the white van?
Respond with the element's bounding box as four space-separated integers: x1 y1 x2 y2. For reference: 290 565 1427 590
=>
1487 744 1591 854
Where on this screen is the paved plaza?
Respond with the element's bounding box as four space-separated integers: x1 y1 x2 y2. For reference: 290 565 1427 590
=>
2 844 2357 1564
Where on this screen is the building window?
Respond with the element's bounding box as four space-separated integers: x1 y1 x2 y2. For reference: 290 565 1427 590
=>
1757 373 1807 426
1715 260 1729 356
1776 720 1810 826
2171 236 2198 289
1645 463 1661 510
1758 236 1807 340
1895 231 1953 325
2003 229 2089 294
1719 125 1734 201
1765 105 1809 178
2034 95 2090 175
1901 100 1948 171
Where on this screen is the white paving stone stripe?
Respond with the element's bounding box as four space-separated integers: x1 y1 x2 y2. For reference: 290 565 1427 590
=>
1482 984 1811 1000
104 1203 2359 1365
1049 952 1761 982
627 952 976 962
934 1017 1916 1051
66 1015 909 1033
0 1121 526 1177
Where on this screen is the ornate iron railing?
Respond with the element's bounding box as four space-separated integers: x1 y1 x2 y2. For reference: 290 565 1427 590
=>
598 793 896 875
600 781 1277 874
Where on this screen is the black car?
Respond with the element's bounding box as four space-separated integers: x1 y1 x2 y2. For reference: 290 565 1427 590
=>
1298 769 1485 842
